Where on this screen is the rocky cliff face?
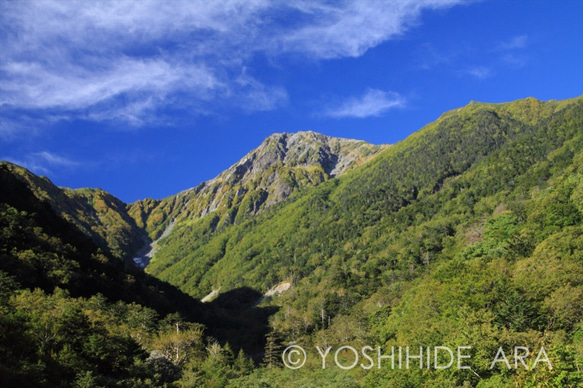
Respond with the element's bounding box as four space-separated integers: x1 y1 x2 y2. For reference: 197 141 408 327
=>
198 131 387 214
129 131 387 239
225 131 384 180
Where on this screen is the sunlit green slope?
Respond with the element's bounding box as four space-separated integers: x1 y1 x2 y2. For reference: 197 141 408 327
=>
172 95 581 387
147 96 582 298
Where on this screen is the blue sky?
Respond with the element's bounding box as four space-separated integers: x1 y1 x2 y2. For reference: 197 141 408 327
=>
1 0 582 203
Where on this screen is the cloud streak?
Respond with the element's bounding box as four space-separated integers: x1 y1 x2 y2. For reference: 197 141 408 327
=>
496 35 528 51
2 151 80 176
323 89 406 119
465 66 493 80
0 0 467 129
497 35 529 68
279 1 468 59
1 59 219 110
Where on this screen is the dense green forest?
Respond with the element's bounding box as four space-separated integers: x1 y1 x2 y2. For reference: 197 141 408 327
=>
1 96 582 386
146 96 583 386
0 165 273 387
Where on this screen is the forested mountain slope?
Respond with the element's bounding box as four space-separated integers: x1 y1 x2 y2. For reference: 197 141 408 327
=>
0 164 275 387
0 164 200 312
146 97 582 297
145 96 583 386
2 162 146 260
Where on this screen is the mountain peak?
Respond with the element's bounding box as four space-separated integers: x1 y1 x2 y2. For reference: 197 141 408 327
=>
206 130 388 215
129 131 388 239
226 131 386 184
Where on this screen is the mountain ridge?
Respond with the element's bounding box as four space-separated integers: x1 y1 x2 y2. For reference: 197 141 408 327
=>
2 130 387 261
0 162 146 260
143 95 583 298
127 130 387 242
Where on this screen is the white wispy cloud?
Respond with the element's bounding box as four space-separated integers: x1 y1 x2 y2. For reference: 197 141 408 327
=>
416 43 458 70
465 66 493 80
501 54 528 68
2 151 80 175
496 35 528 51
0 0 467 129
279 1 468 59
34 151 80 167
1 59 219 110
495 35 529 68
323 89 406 119
235 69 289 112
